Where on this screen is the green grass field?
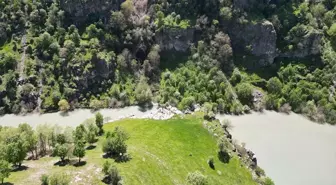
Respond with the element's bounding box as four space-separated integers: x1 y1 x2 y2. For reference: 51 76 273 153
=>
6 115 256 185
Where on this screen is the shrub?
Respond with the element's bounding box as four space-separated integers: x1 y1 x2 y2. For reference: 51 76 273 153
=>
40 174 49 185
186 171 208 185
102 162 122 185
178 96 195 110
267 77 283 94
102 127 129 157
135 76 152 105
89 99 105 110
58 99 70 112
279 103 291 114
235 83 253 106
255 166 265 177
243 105 251 113
302 100 325 123
221 119 233 131
217 137 231 163
48 172 70 185
263 177 275 185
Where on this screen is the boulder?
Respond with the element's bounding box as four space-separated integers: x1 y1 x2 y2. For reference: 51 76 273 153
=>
229 20 277 65
155 28 195 52
281 30 323 58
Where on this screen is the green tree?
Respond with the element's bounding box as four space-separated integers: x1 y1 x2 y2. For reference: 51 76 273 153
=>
53 144 69 162
102 162 122 185
95 112 104 135
235 83 253 106
267 77 283 94
5 136 27 167
58 99 70 112
73 125 86 142
0 160 11 184
19 123 38 159
135 76 152 105
327 23 336 40
102 127 129 156
121 0 134 19
73 141 85 163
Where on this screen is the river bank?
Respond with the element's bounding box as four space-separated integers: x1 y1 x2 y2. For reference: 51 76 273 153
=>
0 104 182 128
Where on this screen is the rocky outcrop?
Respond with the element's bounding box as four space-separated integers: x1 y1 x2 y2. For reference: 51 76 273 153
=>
155 28 195 52
281 30 323 58
233 0 258 10
60 0 123 23
229 20 277 65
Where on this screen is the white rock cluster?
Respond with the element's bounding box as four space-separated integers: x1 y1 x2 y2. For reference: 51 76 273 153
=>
104 105 183 124
141 105 183 120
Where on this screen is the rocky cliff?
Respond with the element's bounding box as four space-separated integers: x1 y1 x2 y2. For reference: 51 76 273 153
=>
281 30 323 58
229 20 278 65
155 28 195 52
60 0 123 23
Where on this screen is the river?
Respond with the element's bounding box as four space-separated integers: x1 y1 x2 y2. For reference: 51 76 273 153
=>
218 111 336 185
1 108 335 185
0 105 158 128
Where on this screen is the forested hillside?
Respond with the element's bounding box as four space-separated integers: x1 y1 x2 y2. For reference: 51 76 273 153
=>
1 0 336 124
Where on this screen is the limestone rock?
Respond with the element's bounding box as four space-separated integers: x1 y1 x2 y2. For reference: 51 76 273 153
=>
229 20 277 65
155 28 195 52
281 30 323 58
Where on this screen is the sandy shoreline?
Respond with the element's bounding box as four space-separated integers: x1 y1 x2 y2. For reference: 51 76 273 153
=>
218 111 336 185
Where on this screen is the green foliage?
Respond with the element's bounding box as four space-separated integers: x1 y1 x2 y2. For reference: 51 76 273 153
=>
103 163 122 185
73 141 86 163
58 99 70 112
267 77 283 94
48 172 70 185
40 174 49 185
53 144 69 162
186 171 208 185
95 112 104 135
0 160 11 184
102 127 129 156
235 83 254 106
263 177 275 185
134 76 152 105
327 23 336 39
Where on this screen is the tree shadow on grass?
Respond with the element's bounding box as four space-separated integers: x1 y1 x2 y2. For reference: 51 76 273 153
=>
3 182 14 185
86 145 96 150
73 161 87 167
54 159 70 167
102 153 131 163
12 165 28 172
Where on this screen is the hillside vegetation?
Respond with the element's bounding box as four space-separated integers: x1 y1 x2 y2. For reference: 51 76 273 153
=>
0 0 336 125
2 116 259 185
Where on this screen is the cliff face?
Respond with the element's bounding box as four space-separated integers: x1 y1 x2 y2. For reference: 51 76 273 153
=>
281 30 323 58
229 20 278 65
60 0 123 23
155 28 195 52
